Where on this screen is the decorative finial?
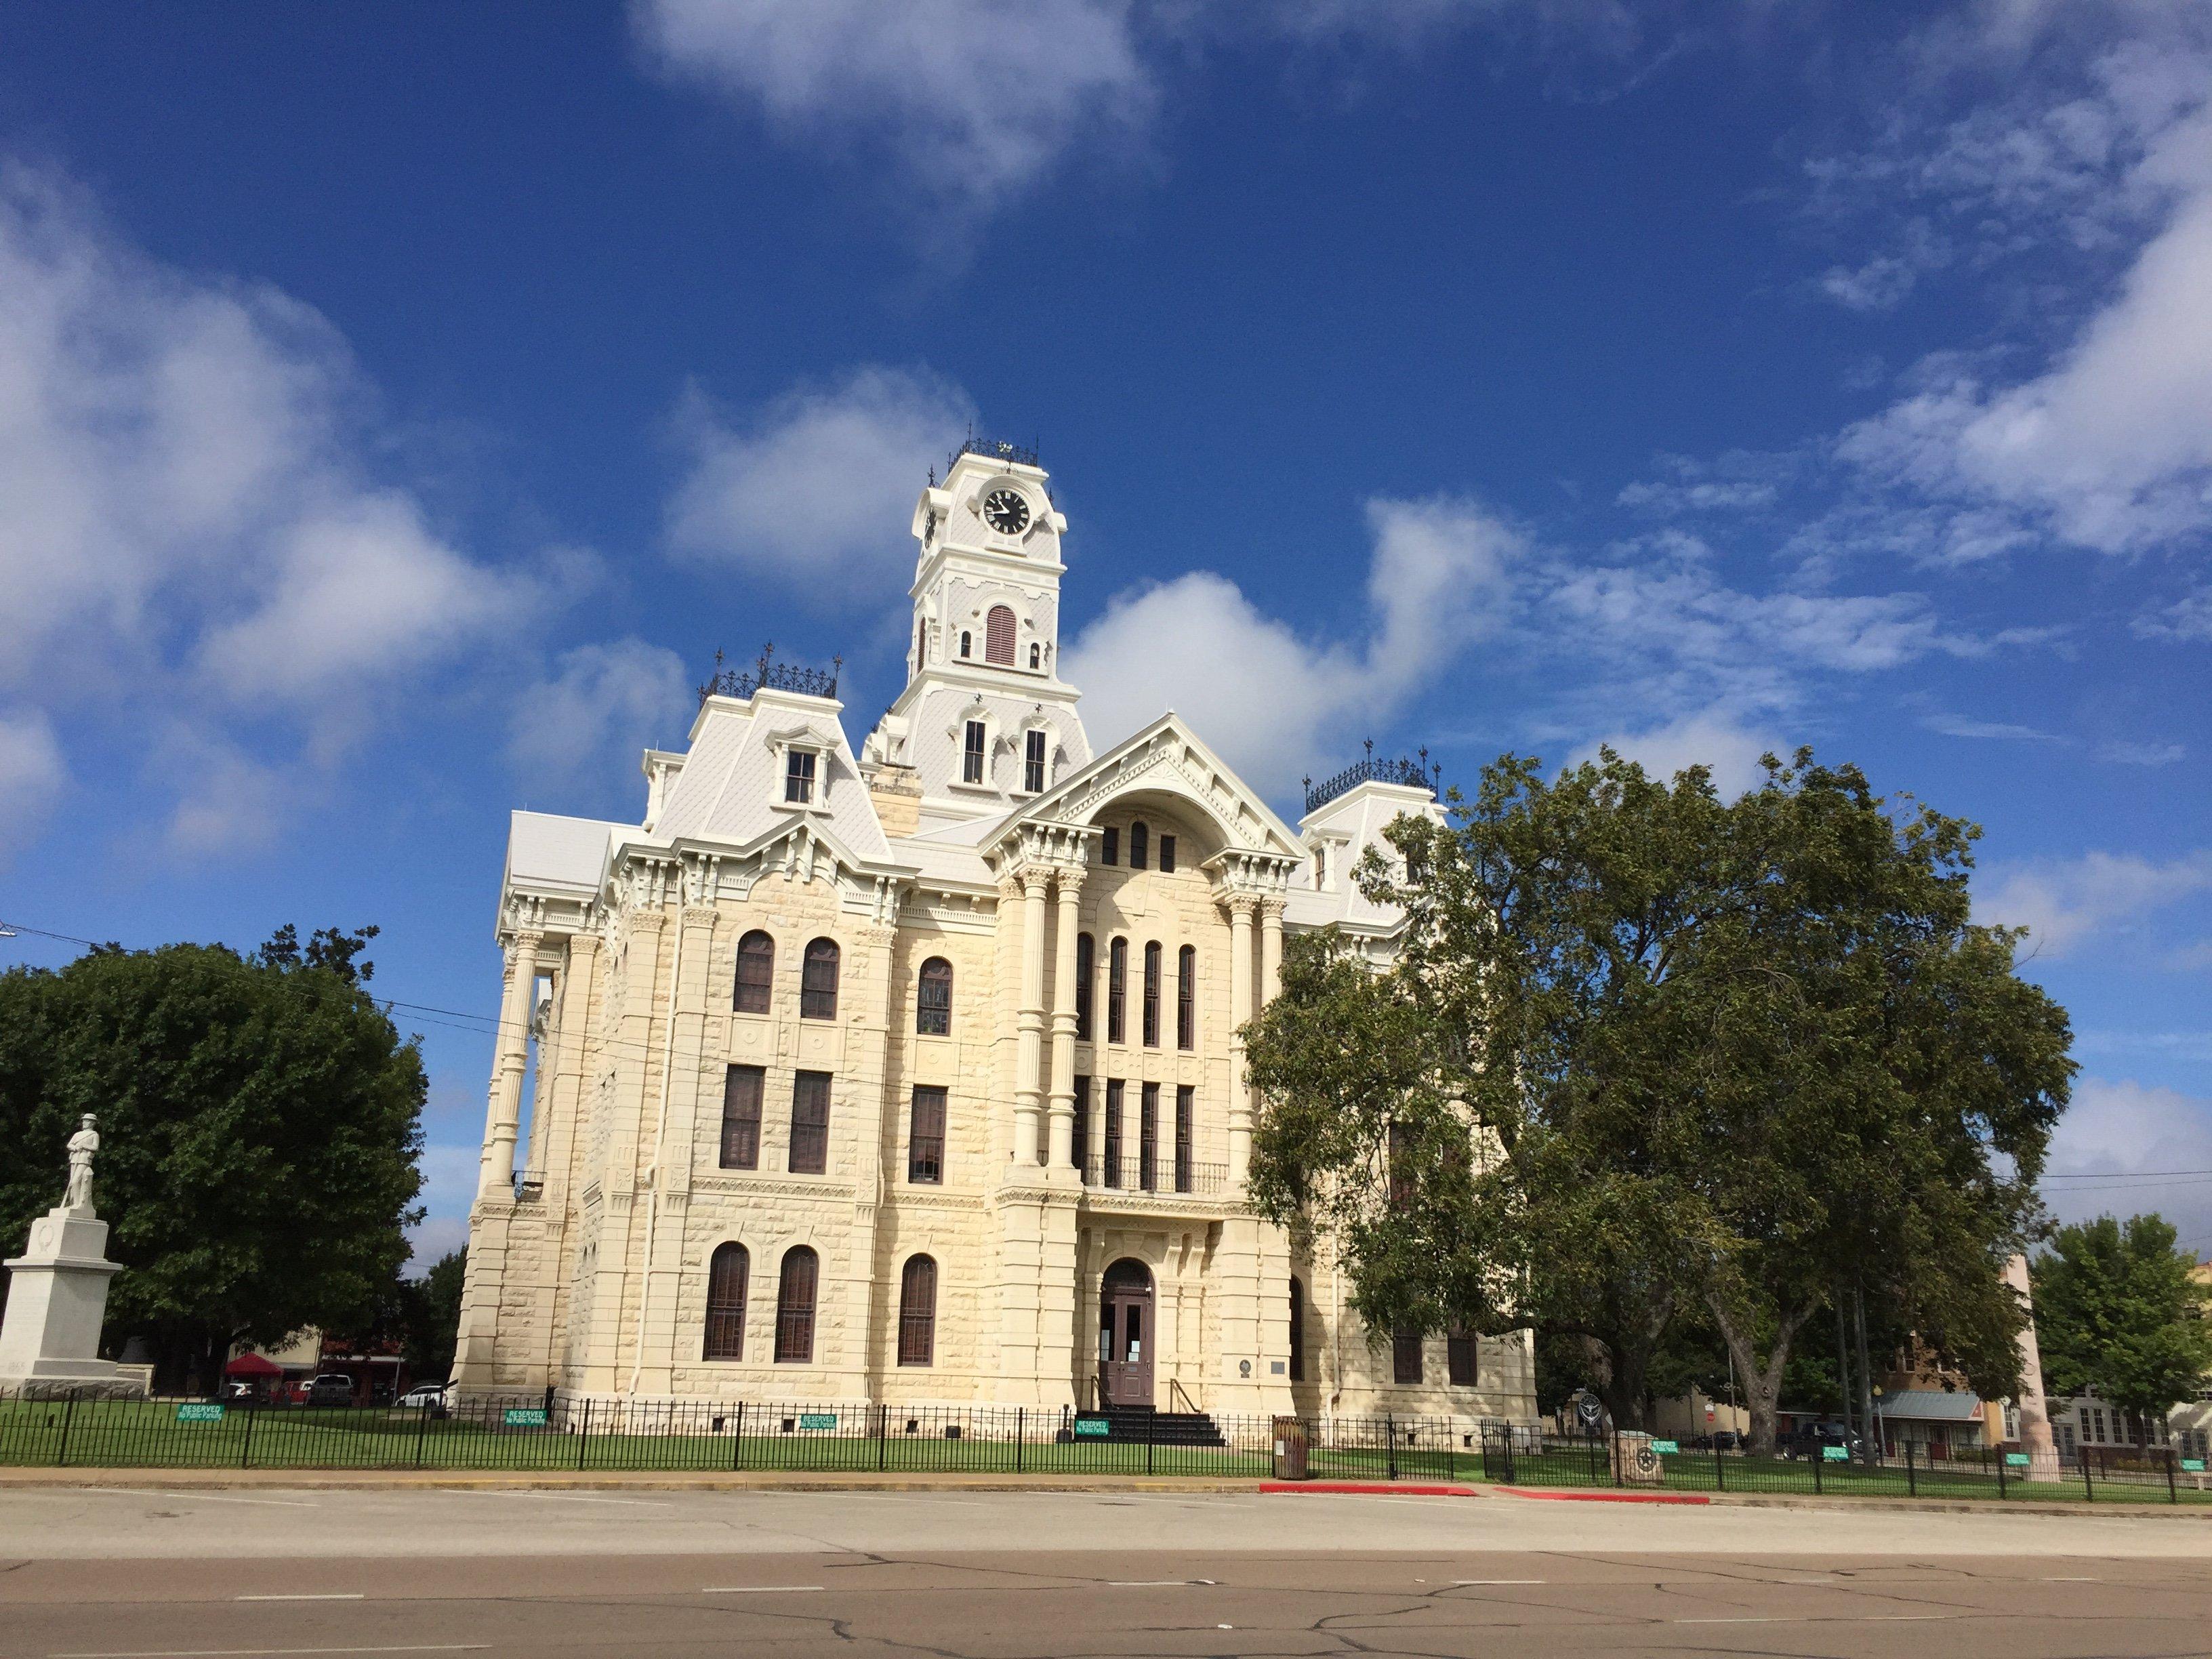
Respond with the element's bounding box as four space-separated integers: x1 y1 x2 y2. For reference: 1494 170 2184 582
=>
1364 737 1374 760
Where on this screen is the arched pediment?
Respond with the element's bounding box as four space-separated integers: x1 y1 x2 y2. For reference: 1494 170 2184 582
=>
978 712 1304 868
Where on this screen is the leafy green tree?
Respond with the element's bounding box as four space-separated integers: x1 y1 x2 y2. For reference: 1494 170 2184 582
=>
2032 1214 2212 1443
402 1248 467 1383
1244 750 2072 1448
0 932 426 1393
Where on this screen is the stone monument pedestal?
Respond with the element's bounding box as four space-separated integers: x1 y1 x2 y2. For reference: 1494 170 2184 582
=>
0 1205 142 1398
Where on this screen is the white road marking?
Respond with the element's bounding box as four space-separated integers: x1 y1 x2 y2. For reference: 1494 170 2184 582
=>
2043 1576 2101 1582
1675 1616 1777 1624
54 1647 486 1658
438 1490 670 1507
701 1586 825 1594
1107 1579 1216 1586
235 1596 365 1603
92 1490 317 1509
1456 1578 1546 1585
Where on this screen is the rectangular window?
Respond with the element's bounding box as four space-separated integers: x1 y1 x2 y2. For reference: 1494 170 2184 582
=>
784 748 816 804
1129 822 1147 869
962 720 986 785
1176 946 1195 1050
1141 942 1161 1047
720 1065 763 1170
1101 825 1118 865
1447 1330 1477 1387
907 1086 945 1184
1393 1326 1424 1386
1103 1080 1124 1188
1074 933 1094 1042
1158 834 1175 874
1071 1075 1090 1170
789 1071 831 1174
1174 1085 1193 1193
1314 846 1329 890
1107 938 1126 1044
1139 1082 1159 1191
1023 728 1046 793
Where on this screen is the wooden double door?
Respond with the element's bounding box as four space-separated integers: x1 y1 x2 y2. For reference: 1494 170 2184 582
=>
1097 1258 1154 1408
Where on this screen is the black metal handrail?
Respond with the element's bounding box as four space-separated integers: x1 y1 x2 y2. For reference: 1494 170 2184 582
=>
699 643 841 705
1080 1153 1227 1197
951 435 1039 470
1303 740 1439 814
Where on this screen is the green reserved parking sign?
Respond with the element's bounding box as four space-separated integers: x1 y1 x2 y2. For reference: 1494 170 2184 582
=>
502 1407 548 1427
1073 1416 1110 1437
1822 1444 1849 1461
2006 1452 2031 1467
2184 1458 2207 1473
175 1402 224 1423
1648 1439 1679 1454
798 1412 836 1430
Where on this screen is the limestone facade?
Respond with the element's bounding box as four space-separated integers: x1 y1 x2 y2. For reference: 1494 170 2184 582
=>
453 442 1536 1424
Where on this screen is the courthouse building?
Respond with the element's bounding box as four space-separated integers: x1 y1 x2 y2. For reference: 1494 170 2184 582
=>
453 441 1535 1425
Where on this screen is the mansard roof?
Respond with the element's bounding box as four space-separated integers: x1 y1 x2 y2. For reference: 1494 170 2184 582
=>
976 712 1305 868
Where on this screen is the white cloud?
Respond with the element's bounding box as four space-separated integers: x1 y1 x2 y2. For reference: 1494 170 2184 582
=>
1572 710 1781 798
2133 583 2212 641
1976 848 2212 958
0 160 575 848
665 367 976 604
1923 712 2062 741
2098 737 2186 766
1817 218 1950 312
0 709 65 857
2043 1076 2212 1247
508 638 693 798
1065 495 1522 785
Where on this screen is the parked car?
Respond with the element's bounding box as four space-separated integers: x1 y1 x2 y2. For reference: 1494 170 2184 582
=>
1712 1430 1743 1453
1782 1422 1866 1460
398 1382 449 1416
306 1373 358 1407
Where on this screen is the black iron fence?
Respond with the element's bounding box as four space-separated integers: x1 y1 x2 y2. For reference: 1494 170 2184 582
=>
1 1394 2205 1502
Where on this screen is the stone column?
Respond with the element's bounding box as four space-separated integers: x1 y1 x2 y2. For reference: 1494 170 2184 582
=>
1224 897 1257 1183
478 931 542 1200
1259 897 1284 1009
1014 869 1050 1166
632 903 720 1393
1046 868 1085 1173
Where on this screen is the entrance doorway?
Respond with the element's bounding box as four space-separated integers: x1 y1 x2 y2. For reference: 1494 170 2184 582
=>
1098 1258 1154 1408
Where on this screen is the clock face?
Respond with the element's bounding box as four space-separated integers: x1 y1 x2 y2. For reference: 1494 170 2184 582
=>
982 488 1030 535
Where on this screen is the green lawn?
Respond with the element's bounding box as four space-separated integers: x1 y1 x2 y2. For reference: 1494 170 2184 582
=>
2 1399 2201 1502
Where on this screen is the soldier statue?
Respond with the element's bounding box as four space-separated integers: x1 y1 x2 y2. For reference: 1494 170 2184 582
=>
64 1114 99 1211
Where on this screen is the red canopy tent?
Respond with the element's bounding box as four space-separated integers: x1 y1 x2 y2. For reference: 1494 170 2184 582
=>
222 1351 283 1379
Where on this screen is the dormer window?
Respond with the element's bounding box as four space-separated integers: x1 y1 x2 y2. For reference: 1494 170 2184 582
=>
785 749 817 805
1023 729 1047 794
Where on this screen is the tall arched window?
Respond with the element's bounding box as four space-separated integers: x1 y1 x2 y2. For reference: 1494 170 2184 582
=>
1176 945 1195 1049
916 957 952 1036
1141 941 1162 1047
775 1246 818 1363
898 1254 938 1366
959 630 972 657
734 930 774 1015
916 620 928 668
984 605 1017 665
1288 1276 1306 1383
704 1243 749 1360
1074 932 1094 1041
1028 642 1041 669
800 938 840 1020
1107 937 1127 1044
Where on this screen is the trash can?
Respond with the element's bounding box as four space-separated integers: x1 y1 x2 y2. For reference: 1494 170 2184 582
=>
1272 1416 1311 1480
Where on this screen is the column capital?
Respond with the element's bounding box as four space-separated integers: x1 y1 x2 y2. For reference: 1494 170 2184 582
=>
1256 896 1286 922
1220 892 1261 922
678 904 721 931
1053 865 1086 903
1021 867 1052 899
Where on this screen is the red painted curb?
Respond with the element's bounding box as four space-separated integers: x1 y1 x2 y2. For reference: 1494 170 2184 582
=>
1259 1481 1478 1497
1497 1486 1711 1505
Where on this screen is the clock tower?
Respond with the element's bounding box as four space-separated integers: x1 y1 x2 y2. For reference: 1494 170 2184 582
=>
861 439 1090 827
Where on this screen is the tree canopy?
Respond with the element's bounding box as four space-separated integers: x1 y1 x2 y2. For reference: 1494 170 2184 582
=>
2032 1214 2212 1437
1244 749 2073 1448
0 928 426 1391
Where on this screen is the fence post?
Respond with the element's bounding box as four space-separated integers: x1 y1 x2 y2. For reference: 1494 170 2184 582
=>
1446 1424 1454 1484
240 1398 257 1469
414 1400 431 1470
1713 1437 1725 1492
578 1397 592 1472
1813 1444 1822 1494
1147 1406 1155 1477
2168 1447 2179 1505
877 1404 888 1473
2082 1447 2093 1502
730 1401 743 1472
1016 1406 1025 1475
1996 1447 2007 1499
1386 1414 1397 1481
56 1393 76 1468
1613 1429 1622 1489
1904 1438 1917 1497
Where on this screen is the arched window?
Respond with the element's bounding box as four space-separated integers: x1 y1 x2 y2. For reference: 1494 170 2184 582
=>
1141 941 1162 1047
1074 932 1094 1041
916 956 952 1036
1107 937 1127 1044
985 605 1017 665
800 938 840 1021
1176 945 1195 1049
959 630 972 657
734 930 774 1015
1288 1276 1306 1382
898 1254 937 1366
1129 821 1149 870
704 1243 749 1360
916 620 928 668
775 1246 818 1363
1028 642 1041 669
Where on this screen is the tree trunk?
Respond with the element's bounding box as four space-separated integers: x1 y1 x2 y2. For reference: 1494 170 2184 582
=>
1708 1296 1816 1457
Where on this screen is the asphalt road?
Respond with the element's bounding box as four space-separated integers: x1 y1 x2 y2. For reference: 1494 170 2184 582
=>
1 1487 2207 1659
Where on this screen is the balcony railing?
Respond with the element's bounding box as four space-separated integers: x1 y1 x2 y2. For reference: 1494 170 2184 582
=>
951 434 1039 470
698 644 841 705
1304 740 1439 814
1078 1152 1229 1197
512 1170 545 1202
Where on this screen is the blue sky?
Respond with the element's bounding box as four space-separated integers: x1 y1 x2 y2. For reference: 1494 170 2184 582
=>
1 1 2207 1266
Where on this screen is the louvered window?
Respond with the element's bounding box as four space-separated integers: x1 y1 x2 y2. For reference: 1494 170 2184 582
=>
1448 1330 1478 1387
1176 945 1195 1050
719 1065 762 1170
898 1256 937 1366
1141 941 1161 1046
1074 933 1094 1041
907 1086 945 1184
1393 1326 1423 1385
1174 1085 1193 1193
916 957 951 1036
775 1247 817 1363
1071 1075 1090 1169
1139 1082 1159 1191
800 937 839 1020
789 1071 831 1174
1107 939 1126 1043
985 605 1016 665
733 930 773 1014
703 1243 748 1360
1103 1080 1124 1189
